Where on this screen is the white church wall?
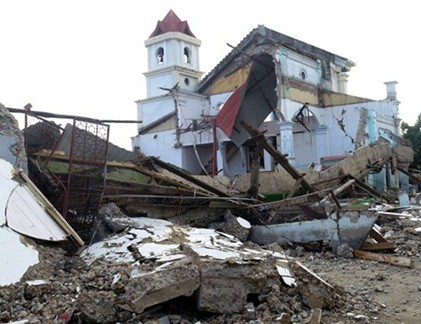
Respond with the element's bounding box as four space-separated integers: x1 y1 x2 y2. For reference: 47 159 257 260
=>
277 47 321 87
178 93 210 127
179 129 213 147
137 96 174 127
133 130 182 166
146 73 173 97
293 124 317 169
209 92 233 117
182 145 213 174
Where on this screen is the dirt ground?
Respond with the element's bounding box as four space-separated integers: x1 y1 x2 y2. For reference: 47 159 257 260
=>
297 212 421 324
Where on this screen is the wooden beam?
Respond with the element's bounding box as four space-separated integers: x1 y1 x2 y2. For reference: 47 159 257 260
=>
369 227 388 243
248 142 265 199
349 176 393 203
318 179 355 205
360 241 395 252
245 188 333 210
353 250 413 268
7 107 142 124
148 157 231 198
397 166 421 185
241 121 315 193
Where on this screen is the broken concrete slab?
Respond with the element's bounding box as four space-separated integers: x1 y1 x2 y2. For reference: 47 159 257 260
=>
249 209 378 253
81 215 297 314
125 258 200 314
197 257 279 313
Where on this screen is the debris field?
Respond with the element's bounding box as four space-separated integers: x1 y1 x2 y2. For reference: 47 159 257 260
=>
0 103 420 323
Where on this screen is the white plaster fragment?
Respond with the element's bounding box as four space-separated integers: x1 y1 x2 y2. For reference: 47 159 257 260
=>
236 217 251 229
0 227 39 286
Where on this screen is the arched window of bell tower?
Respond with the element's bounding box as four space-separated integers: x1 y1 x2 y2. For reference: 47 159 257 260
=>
156 47 164 64
184 47 191 64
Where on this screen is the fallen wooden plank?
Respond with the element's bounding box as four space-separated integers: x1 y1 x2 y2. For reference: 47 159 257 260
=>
360 241 395 252
318 179 355 205
353 250 413 268
369 227 388 243
378 211 409 218
396 166 421 185
349 176 393 203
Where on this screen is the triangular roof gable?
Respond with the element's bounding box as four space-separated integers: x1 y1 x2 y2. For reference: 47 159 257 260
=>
198 25 354 93
150 10 196 38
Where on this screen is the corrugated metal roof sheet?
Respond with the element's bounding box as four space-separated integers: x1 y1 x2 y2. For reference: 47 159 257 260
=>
214 84 245 137
214 53 277 147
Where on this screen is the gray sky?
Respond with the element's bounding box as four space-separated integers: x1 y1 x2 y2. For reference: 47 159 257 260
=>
1 0 419 149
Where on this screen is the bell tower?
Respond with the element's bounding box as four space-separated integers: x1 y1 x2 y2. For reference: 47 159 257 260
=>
144 10 203 97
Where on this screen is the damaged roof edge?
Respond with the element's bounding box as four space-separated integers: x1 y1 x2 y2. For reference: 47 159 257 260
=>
198 25 355 93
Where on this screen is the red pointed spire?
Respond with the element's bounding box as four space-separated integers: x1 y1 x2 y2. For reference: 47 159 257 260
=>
149 10 196 38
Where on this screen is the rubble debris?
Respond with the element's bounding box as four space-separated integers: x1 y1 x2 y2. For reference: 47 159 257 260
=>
290 261 336 309
125 258 200 314
77 290 117 323
0 157 81 285
23 280 52 299
218 209 251 241
306 308 322 324
0 103 27 172
81 214 329 315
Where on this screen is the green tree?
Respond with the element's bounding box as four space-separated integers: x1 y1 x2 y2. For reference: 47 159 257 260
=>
401 113 421 170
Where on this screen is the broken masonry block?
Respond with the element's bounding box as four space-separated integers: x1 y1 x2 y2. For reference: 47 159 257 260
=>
124 257 200 314
24 280 52 299
219 210 251 242
77 290 117 323
197 258 279 313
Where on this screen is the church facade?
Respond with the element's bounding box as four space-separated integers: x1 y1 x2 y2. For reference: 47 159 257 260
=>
131 10 406 191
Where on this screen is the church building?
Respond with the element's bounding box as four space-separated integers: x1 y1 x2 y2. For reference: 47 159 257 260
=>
131 10 406 192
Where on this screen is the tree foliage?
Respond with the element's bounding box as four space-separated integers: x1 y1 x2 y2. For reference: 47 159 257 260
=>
401 113 421 170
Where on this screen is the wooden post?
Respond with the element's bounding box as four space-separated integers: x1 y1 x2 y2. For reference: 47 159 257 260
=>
248 142 264 199
241 121 315 193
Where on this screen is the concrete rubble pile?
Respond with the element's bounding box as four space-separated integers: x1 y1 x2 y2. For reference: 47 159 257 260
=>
1 104 421 322
0 204 340 323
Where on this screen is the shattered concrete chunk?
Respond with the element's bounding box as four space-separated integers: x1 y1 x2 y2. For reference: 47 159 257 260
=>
219 210 251 242
197 258 279 313
82 217 296 315
290 261 336 309
125 258 200 314
24 280 52 299
77 290 117 323
98 202 134 232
